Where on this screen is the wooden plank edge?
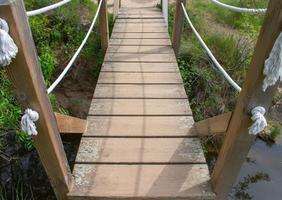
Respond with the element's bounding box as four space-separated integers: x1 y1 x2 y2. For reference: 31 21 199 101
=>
55 112 87 134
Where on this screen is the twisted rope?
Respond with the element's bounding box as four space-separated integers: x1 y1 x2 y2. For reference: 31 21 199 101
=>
21 109 39 136
47 0 103 94
26 0 71 17
248 106 267 135
0 18 18 66
263 32 282 92
209 0 266 14
181 3 241 92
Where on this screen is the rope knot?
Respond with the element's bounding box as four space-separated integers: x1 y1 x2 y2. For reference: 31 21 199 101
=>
248 106 267 135
0 18 18 66
21 109 39 136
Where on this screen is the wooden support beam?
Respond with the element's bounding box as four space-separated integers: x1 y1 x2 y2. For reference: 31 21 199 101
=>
99 0 109 52
211 1 282 199
113 0 119 19
172 0 186 57
55 112 87 134
0 1 73 199
195 112 232 136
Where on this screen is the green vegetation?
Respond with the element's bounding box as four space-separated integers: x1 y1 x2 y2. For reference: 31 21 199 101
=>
0 0 111 198
166 0 271 169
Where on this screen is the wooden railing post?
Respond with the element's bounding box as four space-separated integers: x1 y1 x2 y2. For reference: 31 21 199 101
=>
99 0 109 52
211 1 282 199
0 1 73 199
172 0 185 57
113 0 120 19
162 0 168 26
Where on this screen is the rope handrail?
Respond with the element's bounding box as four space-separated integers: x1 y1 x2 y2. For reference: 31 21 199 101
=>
209 0 266 14
181 3 242 92
47 0 103 94
26 0 71 17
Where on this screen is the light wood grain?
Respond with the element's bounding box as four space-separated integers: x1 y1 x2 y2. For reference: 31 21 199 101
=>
107 45 173 53
84 116 196 137
101 62 179 72
69 164 215 199
97 72 182 84
93 84 187 98
110 38 171 46
111 32 170 39
104 53 176 62
88 99 192 116
76 137 206 163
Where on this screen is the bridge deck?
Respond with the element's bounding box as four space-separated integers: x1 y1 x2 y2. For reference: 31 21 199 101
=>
68 3 215 199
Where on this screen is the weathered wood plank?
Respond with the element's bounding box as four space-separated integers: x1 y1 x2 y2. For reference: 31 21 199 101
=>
113 25 167 33
93 84 187 98
69 164 215 199
110 38 171 46
88 99 192 116
55 112 87 134
107 45 173 54
195 112 232 136
76 138 206 163
84 116 196 137
116 18 165 23
101 62 179 72
111 32 170 39
98 0 109 51
97 72 182 84
114 22 166 27
104 53 176 62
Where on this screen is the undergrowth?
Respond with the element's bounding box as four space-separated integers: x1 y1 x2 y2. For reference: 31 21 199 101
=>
0 0 110 198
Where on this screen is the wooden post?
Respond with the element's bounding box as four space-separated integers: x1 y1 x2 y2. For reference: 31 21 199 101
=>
211 1 282 199
99 0 109 52
0 1 73 199
119 0 121 8
162 0 168 26
113 0 119 20
172 0 185 57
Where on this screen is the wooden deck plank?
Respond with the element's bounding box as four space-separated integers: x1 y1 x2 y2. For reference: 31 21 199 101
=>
116 18 165 23
84 116 196 137
104 53 176 62
111 32 170 39
113 25 167 33
110 38 171 46
69 164 215 199
101 62 179 72
97 72 182 84
107 46 173 54
93 84 187 98
88 99 192 116
76 138 206 163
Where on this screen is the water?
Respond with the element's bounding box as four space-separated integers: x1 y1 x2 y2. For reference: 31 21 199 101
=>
231 137 282 200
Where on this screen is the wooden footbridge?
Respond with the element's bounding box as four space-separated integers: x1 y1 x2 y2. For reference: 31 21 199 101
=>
1 0 281 199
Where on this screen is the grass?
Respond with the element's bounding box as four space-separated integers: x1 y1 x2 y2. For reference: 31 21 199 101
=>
166 0 269 169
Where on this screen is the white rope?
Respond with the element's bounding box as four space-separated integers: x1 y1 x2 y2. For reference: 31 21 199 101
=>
47 0 103 94
26 0 71 17
262 32 282 92
209 0 266 14
21 109 39 136
248 106 267 135
0 18 18 66
181 3 242 92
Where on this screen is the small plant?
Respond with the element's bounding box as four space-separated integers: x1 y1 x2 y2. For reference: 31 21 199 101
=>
270 125 281 141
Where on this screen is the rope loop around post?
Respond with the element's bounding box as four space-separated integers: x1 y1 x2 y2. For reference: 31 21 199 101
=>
248 106 267 135
0 18 18 66
21 108 39 136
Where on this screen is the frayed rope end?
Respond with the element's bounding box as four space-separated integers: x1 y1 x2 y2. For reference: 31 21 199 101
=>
21 109 39 136
0 18 18 66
